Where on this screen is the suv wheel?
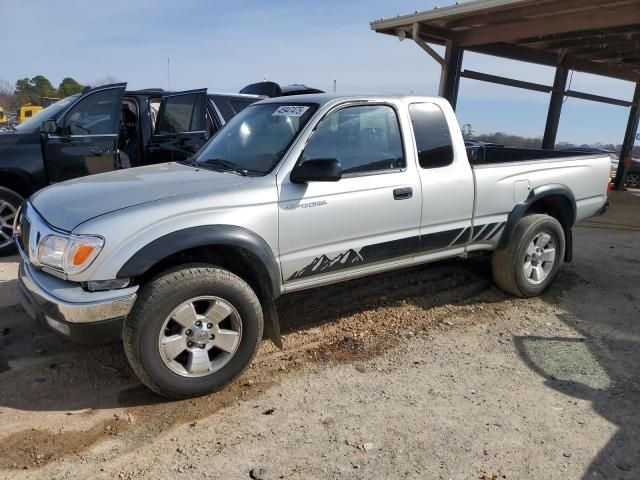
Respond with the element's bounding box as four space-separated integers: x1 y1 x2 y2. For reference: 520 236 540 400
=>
0 187 23 256
491 214 565 297
625 172 640 189
123 264 263 399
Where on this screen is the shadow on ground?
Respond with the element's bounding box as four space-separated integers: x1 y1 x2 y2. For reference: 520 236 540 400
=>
515 306 640 479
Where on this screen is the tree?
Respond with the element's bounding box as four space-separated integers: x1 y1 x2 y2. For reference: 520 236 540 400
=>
460 123 474 138
14 75 57 105
57 77 85 97
0 79 19 111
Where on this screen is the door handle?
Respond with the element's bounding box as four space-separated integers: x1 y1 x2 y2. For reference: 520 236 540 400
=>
393 187 413 200
90 149 111 156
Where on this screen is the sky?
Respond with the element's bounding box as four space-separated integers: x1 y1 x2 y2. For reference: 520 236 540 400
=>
0 0 637 146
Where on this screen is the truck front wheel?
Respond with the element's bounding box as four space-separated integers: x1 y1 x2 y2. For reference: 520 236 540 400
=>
123 264 264 399
491 214 565 298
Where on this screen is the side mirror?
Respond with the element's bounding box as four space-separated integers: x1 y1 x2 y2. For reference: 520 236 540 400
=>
290 158 342 184
41 119 58 134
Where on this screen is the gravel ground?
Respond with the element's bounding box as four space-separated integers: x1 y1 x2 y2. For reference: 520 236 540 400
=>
0 191 638 480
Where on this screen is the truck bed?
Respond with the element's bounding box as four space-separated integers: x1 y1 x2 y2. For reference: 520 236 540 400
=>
466 145 595 165
469 150 611 251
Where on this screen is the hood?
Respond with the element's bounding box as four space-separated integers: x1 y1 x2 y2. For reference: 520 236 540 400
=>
31 162 250 231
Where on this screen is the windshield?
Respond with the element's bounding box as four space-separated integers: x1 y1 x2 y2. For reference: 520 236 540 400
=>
14 94 80 132
193 103 317 175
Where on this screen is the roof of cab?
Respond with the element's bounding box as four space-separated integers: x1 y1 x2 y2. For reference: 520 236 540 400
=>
255 93 443 107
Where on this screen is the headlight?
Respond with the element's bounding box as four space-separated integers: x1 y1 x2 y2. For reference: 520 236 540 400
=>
37 234 104 274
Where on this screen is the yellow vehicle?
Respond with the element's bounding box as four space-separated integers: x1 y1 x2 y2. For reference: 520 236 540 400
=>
17 105 43 124
0 107 7 125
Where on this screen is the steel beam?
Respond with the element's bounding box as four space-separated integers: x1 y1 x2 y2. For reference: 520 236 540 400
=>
439 40 464 110
613 82 640 190
461 70 552 93
564 90 635 108
412 23 445 65
542 65 569 149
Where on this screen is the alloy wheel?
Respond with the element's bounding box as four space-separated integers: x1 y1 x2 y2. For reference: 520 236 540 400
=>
523 231 556 285
626 172 640 189
0 200 17 249
158 296 242 377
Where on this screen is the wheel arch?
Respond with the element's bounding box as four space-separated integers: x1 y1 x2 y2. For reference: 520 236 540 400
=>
0 169 34 199
499 184 576 262
117 225 283 348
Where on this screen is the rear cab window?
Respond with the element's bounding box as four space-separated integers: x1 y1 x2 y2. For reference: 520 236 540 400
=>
408 103 454 169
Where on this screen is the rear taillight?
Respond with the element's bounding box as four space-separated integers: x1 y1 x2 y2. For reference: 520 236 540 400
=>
606 183 613 195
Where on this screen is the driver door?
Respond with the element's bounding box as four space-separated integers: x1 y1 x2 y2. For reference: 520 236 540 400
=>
145 89 208 164
43 83 126 183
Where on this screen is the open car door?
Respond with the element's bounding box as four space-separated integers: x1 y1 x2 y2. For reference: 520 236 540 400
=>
43 83 126 183
145 89 208 164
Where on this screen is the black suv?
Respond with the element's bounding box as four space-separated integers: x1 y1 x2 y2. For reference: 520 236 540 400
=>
0 81 321 254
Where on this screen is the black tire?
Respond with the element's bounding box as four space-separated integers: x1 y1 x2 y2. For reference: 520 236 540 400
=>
491 214 565 298
624 171 640 189
0 187 24 256
123 264 264 399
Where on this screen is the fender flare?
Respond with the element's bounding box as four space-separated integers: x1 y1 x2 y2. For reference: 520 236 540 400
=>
499 184 576 261
0 168 35 198
117 225 284 348
117 225 282 297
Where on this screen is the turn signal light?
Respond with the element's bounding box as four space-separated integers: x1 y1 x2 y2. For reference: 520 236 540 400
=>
73 245 97 266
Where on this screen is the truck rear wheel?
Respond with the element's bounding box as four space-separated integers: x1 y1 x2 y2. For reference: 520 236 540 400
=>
0 187 23 256
123 264 263 399
491 214 565 298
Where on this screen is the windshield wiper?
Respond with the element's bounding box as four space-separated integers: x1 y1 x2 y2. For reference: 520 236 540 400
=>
201 158 249 176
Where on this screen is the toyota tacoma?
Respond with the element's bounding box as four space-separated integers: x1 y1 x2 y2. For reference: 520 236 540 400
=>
15 94 610 398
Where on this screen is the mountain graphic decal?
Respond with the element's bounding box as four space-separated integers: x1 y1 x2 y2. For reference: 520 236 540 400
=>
288 249 363 280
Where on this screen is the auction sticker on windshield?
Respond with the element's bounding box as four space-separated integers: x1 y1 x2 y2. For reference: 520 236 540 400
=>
272 106 310 117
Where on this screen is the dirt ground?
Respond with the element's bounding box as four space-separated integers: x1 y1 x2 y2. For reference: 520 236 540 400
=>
0 191 638 480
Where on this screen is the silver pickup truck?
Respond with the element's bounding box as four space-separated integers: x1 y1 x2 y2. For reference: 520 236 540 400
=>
15 94 610 398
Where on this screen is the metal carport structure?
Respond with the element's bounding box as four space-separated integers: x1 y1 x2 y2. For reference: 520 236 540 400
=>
371 0 640 189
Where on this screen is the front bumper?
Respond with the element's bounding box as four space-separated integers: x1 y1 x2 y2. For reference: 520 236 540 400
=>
18 261 138 343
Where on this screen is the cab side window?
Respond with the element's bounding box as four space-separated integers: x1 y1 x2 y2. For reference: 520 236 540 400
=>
62 89 120 136
155 93 205 135
303 105 405 174
409 103 454 169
